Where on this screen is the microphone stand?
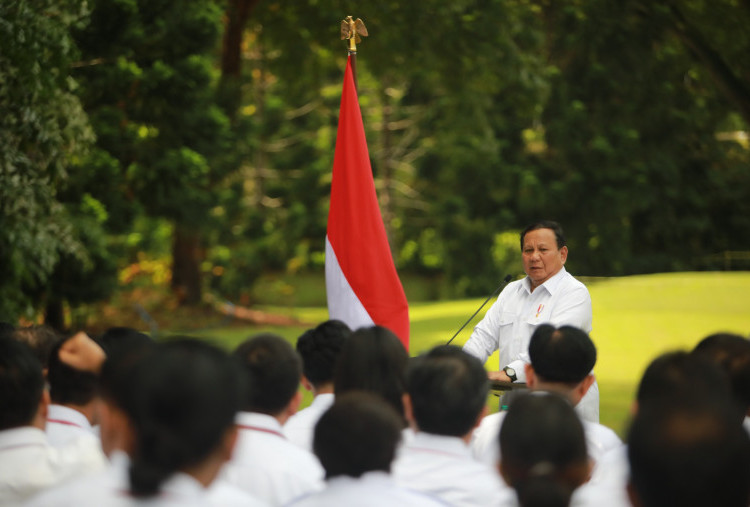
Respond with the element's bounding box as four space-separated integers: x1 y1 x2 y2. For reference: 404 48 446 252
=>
446 274 513 346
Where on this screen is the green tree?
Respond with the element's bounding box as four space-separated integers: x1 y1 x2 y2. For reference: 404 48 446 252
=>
0 0 99 323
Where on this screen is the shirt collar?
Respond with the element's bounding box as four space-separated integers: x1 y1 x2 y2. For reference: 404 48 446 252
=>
236 411 284 434
0 426 47 450
407 432 472 459
47 404 93 429
522 266 568 296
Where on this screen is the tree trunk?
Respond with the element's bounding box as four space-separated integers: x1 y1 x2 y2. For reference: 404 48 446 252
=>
44 299 65 332
171 225 203 305
219 0 261 118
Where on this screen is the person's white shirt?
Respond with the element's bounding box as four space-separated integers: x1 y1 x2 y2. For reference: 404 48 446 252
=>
392 431 510 506
463 268 599 422
470 411 622 478
0 426 104 504
26 450 268 507
284 393 334 452
570 445 631 507
46 404 99 446
222 412 324 506
286 471 448 506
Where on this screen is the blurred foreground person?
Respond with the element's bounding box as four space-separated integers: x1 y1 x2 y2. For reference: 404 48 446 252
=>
498 392 590 507
0 338 102 504
574 350 736 507
628 396 750 507
45 336 104 453
28 338 262 506
472 325 620 476
692 332 750 432
285 320 351 451
288 392 446 506
225 334 324 505
392 346 508 505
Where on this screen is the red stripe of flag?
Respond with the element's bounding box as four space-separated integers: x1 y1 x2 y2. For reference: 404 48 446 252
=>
325 55 409 349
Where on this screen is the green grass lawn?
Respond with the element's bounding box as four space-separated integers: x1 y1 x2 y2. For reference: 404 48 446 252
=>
193 271 750 438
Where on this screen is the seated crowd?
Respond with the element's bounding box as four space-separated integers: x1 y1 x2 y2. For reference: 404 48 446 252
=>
0 322 748 506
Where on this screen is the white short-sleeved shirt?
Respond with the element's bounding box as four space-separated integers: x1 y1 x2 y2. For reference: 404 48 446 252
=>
571 445 631 507
392 432 512 506
27 450 268 507
286 471 448 506
46 404 100 447
470 410 622 476
0 426 104 504
222 412 324 506
283 393 334 452
463 267 599 421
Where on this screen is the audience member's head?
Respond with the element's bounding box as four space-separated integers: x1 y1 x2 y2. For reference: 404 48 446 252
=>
635 350 734 413
128 338 244 498
97 326 152 360
314 392 403 480
526 324 596 405
499 392 589 507
406 345 488 437
627 396 750 507
233 333 302 417
0 337 48 431
692 333 750 419
12 324 63 371
47 337 99 411
334 326 409 421
98 332 156 457
296 320 351 392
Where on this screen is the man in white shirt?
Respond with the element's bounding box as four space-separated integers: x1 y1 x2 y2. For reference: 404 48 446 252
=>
224 334 324 505
471 324 621 476
393 346 511 506
0 337 103 504
289 392 446 506
284 320 351 451
462 220 598 422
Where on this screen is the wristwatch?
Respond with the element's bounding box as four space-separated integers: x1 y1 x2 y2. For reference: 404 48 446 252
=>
503 366 517 382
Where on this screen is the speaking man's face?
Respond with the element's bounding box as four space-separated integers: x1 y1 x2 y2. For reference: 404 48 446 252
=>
522 228 568 289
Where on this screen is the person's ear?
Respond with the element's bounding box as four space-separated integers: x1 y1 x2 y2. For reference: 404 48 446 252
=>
559 245 568 264
300 375 314 393
525 364 537 388
402 393 416 429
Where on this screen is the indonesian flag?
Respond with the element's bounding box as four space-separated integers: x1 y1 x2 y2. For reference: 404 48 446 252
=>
325 56 410 349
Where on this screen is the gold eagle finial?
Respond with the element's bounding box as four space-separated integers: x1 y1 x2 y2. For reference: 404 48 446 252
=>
340 16 368 53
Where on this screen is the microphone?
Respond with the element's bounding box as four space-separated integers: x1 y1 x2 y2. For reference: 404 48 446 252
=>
446 274 513 346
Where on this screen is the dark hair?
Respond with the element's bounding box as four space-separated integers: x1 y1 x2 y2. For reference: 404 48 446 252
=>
296 320 351 388
692 333 750 412
529 325 596 384
97 327 152 359
406 345 488 436
313 392 403 479
12 325 63 369
233 333 302 414
333 326 409 420
520 221 566 250
0 322 15 339
47 336 99 406
0 337 45 430
628 397 750 507
99 330 156 412
128 338 244 498
500 392 588 507
636 351 734 410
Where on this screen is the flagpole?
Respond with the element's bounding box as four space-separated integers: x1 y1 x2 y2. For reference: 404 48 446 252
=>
340 16 368 92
